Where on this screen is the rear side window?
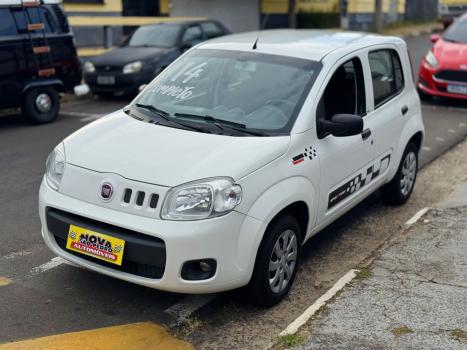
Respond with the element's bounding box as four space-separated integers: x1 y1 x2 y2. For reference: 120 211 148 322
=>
368 49 404 107
12 7 57 33
0 9 17 36
201 22 224 39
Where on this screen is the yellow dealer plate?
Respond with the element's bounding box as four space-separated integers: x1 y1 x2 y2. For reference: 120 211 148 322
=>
66 224 125 266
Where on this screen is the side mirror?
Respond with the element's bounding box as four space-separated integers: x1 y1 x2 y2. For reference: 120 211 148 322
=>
320 114 363 137
138 84 148 93
430 34 440 43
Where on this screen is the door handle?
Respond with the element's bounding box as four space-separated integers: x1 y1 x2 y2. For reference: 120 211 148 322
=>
362 128 372 140
401 105 409 115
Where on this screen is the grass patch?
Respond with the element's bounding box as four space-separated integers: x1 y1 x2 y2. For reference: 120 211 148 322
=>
451 329 466 341
355 267 373 280
391 326 414 337
277 334 305 349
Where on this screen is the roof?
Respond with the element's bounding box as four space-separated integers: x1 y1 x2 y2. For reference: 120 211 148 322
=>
199 29 404 61
0 0 60 5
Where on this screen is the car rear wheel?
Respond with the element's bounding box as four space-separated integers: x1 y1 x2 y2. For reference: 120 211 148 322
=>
380 143 418 206
22 87 60 124
244 215 301 307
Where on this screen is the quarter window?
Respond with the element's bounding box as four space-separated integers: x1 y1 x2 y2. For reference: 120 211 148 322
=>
0 9 17 36
182 25 203 45
201 22 224 39
369 49 404 107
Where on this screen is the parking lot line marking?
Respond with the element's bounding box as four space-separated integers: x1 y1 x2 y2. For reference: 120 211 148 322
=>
59 111 103 121
435 137 445 142
460 123 466 127
29 257 76 276
448 129 456 133
0 322 193 350
279 269 358 337
406 207 430 226
0 277 12 286
164 294 216 326
422 146 431 152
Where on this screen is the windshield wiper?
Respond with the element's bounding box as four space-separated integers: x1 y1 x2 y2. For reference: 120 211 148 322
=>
174 113 266 136
134 104 209 133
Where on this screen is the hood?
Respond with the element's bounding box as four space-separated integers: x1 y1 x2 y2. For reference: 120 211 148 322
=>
433 40 467 68
91 46 172 66
63 111 290 187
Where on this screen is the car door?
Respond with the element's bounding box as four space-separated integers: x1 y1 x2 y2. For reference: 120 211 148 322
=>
363 47 407 181
315 53 375 225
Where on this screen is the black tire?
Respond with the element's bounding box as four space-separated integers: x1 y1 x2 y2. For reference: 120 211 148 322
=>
243 215 302 307
380 143 419 206
22 87 60 124
417 88 432 102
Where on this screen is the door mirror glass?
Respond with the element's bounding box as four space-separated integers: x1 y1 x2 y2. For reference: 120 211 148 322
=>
319 114 363 137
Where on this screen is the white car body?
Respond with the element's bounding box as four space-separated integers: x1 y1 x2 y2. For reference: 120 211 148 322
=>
39 30 424 295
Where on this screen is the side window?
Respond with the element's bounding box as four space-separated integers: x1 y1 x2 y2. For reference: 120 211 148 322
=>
201 22 224 39
317 57 366 138
182 25 203 45
11 8 55 34
0 9 17 36
368 49 404 107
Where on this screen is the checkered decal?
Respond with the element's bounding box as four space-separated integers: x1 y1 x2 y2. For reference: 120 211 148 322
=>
328 154 391 209
292 147 317 165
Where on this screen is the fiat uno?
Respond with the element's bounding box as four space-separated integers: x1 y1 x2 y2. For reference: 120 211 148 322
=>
39 30 424 306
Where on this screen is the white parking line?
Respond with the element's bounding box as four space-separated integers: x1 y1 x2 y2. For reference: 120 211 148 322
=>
29 256 76 276
448 129 456 133
164 294 216 326
422 146 431 152
435 137 445 142
460 123 466 127
60 111 103 122
405 207 430 225
279 269 358 337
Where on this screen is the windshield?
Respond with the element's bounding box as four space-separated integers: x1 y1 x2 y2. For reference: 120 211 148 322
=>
126 25 180 48
443 18 467 43
132 49 321 135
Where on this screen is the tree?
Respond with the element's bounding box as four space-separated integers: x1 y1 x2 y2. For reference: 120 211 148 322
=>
288 0 297 28
374 0 383 33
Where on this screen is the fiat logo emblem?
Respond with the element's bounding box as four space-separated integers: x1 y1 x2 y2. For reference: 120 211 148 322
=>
100 182 114 201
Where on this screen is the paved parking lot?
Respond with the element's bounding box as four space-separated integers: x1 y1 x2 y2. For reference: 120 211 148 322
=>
0 34 466 349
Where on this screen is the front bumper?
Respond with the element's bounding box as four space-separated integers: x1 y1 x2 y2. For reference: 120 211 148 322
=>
84 70 152 95
418 62 467 100
39 178 264 293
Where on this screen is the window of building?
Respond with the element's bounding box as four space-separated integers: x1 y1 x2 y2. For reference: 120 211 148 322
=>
369 49 404 107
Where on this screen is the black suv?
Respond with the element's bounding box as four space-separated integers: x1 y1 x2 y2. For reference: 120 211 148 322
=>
84 20 229 98
0 0 81 124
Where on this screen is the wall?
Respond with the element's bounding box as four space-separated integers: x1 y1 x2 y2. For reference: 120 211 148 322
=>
169 0 261 33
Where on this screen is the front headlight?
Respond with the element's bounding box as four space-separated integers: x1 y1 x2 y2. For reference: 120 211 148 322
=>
123 61 143 74
83 61 95 73
425 50 438 68
161 177 243 221
45 143 66 191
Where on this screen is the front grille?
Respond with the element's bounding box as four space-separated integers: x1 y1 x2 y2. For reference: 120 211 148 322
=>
95 65 121 74
434 70 467 84
121 188 159 210
47 208 166 279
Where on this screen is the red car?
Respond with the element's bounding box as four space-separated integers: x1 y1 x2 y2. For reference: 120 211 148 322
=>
418 13 467 100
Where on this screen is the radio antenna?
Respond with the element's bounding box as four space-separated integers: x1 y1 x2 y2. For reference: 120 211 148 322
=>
252 32 260 50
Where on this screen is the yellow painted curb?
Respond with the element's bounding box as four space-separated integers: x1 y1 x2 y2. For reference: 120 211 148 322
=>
0 277 12 286
0 322 194 350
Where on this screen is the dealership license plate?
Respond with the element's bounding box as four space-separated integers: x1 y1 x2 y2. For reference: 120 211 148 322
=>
447 84 467 95
66 225 125 266
97 76 115 85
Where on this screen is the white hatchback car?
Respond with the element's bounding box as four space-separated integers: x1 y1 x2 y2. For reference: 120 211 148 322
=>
40 30 424 306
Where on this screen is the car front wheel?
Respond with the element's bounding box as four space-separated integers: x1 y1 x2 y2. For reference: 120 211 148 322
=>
380 143 418 205
244 215 301 307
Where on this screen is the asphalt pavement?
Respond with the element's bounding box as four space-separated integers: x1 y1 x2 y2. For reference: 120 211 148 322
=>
0 33 466 349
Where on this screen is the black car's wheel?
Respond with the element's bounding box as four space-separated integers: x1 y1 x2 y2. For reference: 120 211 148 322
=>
380 143 419 206
244 215 301 307
417 88 432 102
22 87 60 124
